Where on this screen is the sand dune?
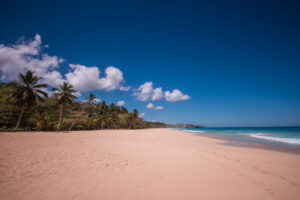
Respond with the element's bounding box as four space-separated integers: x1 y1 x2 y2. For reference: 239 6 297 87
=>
0 129 299 200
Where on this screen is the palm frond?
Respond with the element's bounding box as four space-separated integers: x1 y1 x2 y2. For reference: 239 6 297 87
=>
34 84 48 88
36 89 48 98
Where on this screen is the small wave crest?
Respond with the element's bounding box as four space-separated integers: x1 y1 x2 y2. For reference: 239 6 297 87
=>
250 133 300 145
184 130 205 133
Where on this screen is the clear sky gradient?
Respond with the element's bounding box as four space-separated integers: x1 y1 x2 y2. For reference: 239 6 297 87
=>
0 0 299 127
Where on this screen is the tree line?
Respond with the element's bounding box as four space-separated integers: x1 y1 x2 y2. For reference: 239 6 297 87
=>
0 70 165 131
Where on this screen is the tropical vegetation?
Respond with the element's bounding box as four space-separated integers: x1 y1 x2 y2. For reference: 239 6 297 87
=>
0 70 162 131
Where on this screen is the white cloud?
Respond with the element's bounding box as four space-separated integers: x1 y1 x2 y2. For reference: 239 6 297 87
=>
82 98 101 103
139 113 145 117
134 82 153 101
154 106 164 110
120 85 131 91
94 98 101 103
146 102 154 109
65 64 124 92
152 87 163 100
65 64 100 92
100 66 124 91
134 82 164 101
146 102 164 110
117 100 125 106
134 82 190 103
0 34 126 92
0 34 64 87
165 89 190 102
73 91 82 97
0 34 191 106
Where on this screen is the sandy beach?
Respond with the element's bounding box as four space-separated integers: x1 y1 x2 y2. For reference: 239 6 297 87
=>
0 129 299 200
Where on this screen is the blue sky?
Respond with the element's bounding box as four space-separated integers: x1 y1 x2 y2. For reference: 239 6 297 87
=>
0 0 300 127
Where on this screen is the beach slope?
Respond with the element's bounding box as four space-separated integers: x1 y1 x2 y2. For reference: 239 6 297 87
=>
0 129 299 200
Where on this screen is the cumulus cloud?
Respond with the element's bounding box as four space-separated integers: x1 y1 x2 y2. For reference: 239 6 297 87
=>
0 34 127 92
146 102 164 110
139 113 146 117
0 34 64 87
165 89 190 102
146 102 154 109
82 98 100 103
73 91 82 97
65 64 100 92
94 98 101 103
117 100 125 106
100 66 124 91
134 82 190 103
119 85 131 91
0 34 191 106
134 82 153 101
65 64 124 92
154 106 164 110
152 87 163 100
82 98 101 103
134 82 164 101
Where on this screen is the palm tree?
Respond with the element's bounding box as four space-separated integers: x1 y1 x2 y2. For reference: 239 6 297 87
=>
93 101 121 129
94 101 108 129
101 101 108 110
133 109 138 118
128 109 139 129
52 82 77 130
107 104 120 128
120 106 128 114
106 112 119 128
109 103 118 113
87 93 97 104
11 70 48 130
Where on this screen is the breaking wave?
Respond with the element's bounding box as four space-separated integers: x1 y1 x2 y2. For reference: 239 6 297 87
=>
250 133 300 145
184 130 205 133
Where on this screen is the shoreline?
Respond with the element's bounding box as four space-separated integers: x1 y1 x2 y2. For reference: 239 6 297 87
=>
175 129 300 155
216 137 300 155
2 128 300 155
2 128 300 154
196 133 300 155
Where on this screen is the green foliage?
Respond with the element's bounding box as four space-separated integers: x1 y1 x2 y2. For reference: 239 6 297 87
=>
0 83 19 128
0 70 167 131
8 71 48 130
52 82 77 106
52 82 77 130
11 71 48 106
87 93 96 104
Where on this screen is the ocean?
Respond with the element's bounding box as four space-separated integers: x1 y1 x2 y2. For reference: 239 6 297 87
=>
177 127 300 148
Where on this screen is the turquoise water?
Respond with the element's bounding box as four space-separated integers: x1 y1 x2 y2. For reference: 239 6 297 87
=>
177 127 300 148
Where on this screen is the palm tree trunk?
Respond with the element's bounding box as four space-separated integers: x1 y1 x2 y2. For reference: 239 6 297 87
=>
68 121 75 131
112 121 116 129
100 120 104 129
128 119 134 129
15 103 25 131
57 104 63 130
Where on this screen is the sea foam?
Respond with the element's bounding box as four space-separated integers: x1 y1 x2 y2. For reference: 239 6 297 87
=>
250 133 300 145
184 130 205 133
